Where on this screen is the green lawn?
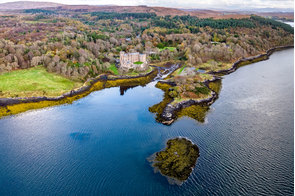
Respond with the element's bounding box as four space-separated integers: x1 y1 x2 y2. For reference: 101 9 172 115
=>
159 47 176 52
178 65 186 74
126 66 153 76
198 60 232 72
109 63 119 75
0 66 82 98
134 61 143 65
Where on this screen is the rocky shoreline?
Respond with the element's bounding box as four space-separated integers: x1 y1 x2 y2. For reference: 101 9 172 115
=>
0 45 293 120
158 77 220 125
148 137 200 185
158 45 293 125
209 45 294 75
0 68 158 107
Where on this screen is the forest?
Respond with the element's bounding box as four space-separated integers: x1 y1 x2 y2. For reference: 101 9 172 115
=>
0 9 293 82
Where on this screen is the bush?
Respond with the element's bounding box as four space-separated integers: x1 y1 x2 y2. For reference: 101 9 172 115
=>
169 90 178 98
195 85 210 95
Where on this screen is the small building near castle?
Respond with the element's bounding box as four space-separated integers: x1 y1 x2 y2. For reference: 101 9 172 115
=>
119 51 149 72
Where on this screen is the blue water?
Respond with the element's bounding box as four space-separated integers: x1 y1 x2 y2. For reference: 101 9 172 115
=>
0 49 293 195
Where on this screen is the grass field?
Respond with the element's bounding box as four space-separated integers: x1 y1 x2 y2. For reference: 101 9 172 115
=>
159 47 176 52
109 64 119 75
178 65 186 74
0 66 83 98
198 60 232 72
133 61 143 64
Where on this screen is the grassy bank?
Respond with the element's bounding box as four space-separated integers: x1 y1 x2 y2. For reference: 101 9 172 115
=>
0 68 158 118
0 66 82 98
159 47 176 52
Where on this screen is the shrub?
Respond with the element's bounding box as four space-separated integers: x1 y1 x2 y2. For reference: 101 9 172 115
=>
195 85 210 95
169 90 178 98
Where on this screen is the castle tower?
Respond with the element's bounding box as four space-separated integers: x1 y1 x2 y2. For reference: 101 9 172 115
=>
119 51 148 71
139 54 146 62
120 51 125 65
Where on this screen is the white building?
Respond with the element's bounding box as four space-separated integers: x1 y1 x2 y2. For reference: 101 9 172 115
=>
119 51 148 72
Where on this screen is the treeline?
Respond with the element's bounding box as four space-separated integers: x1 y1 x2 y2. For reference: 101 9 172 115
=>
24 9 57 15
151 15 294 34
0 12 293 80
250 15 294 34
86 31 109 42
151 15 256 30
90 12 156 20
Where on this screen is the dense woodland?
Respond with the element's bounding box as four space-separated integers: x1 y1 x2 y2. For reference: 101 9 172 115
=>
0 10 293 81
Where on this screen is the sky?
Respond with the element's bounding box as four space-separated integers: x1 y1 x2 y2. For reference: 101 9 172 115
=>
0 0 294 10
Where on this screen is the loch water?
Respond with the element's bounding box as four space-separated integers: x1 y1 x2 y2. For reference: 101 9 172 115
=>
0 49 293 195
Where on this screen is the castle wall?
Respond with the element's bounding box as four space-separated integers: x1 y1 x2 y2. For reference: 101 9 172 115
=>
139 54 146 62
120 52 148 70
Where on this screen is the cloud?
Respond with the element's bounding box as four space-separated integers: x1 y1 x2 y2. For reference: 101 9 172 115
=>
0 0 293 9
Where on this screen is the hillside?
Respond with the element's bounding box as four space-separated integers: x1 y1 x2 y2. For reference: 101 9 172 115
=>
0 1 62 10
0 1 292 20
50 5 189 16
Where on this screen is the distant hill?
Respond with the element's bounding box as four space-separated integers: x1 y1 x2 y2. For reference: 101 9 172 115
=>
50 5 187 16
0 1 63 10
47 5 251 18
0 1 292 20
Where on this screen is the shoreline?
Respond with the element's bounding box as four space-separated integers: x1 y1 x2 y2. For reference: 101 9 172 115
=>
157 77 220 125
0 68 158 118
0 67 158 107
0 45 293 120
148 137 200 185
209 45 294 75
157 45 294 125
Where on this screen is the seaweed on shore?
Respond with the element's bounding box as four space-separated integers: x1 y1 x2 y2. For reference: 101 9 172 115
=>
148 82 173 122
149 137 200 185
176 104 210 123
0 70 157 118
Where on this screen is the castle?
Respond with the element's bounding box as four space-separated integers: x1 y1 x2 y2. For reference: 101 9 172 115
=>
119 51 148 72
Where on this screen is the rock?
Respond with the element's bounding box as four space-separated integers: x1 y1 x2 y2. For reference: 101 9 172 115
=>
148 137 199 185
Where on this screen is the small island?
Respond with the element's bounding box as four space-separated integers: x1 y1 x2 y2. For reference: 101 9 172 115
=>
149 137 200 185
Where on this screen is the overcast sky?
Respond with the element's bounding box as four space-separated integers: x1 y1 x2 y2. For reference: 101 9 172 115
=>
1 0 294 10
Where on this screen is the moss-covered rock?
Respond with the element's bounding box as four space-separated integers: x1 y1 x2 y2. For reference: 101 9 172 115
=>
148 82 173 122
149 137 200 185
177 104 210 123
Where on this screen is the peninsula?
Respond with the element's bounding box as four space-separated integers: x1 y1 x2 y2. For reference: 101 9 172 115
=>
0 2 293 122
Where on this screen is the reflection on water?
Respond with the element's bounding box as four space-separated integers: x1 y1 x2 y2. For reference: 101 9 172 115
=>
119 85 137 96
0 49 293 195
149 79 222 123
